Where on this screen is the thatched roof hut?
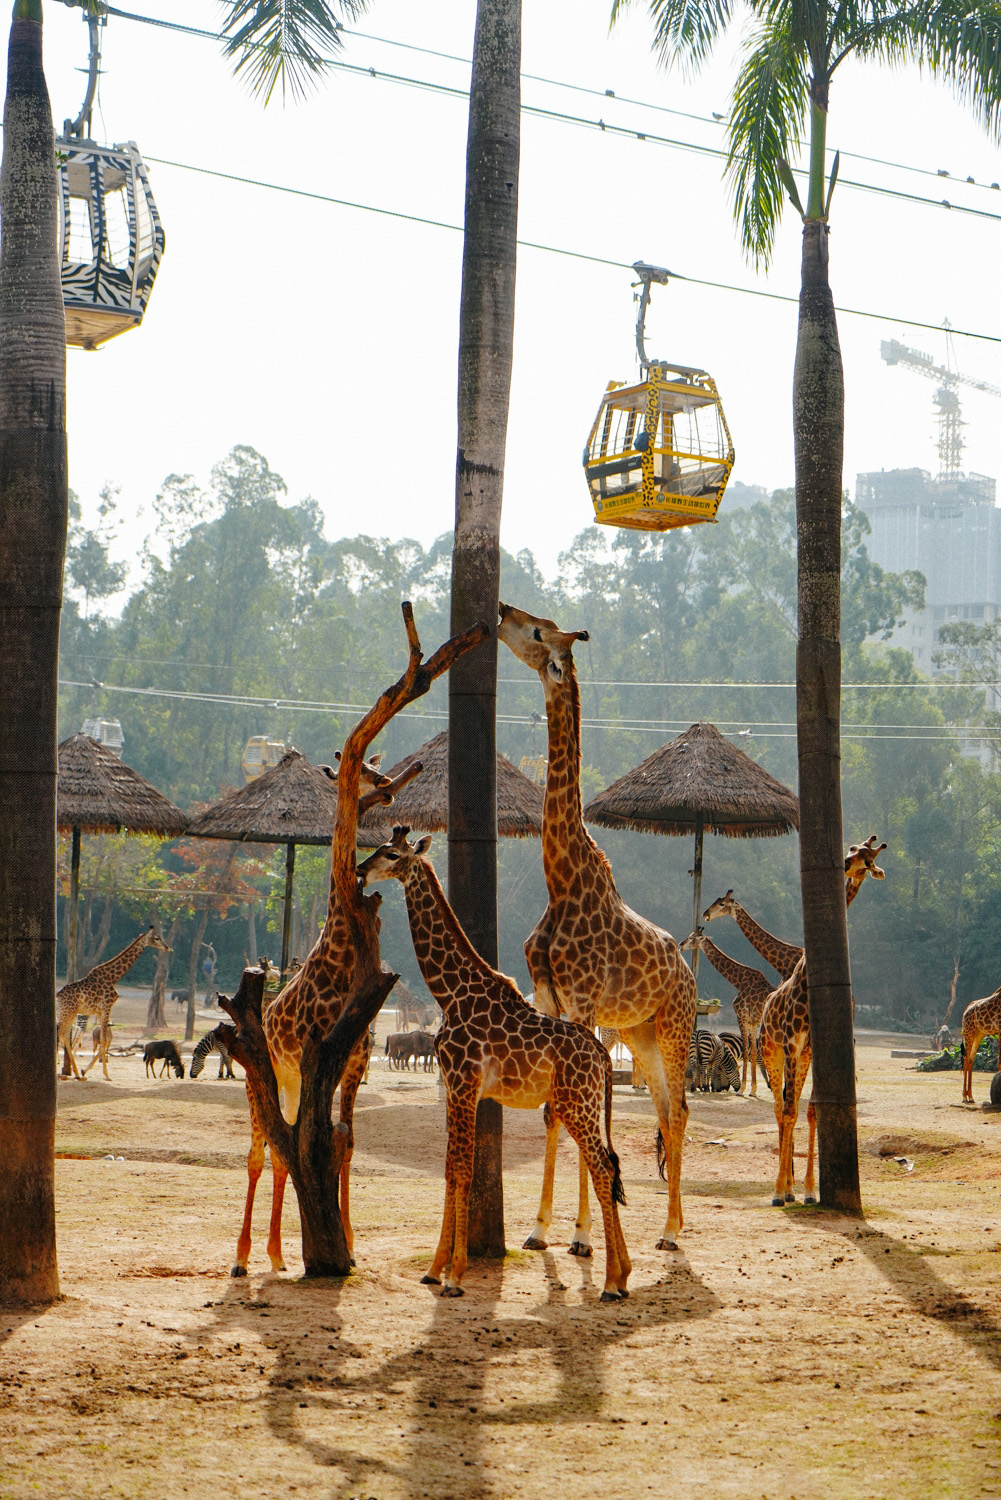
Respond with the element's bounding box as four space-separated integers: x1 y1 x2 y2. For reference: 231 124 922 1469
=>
357 731 544 842
57 733 189 836
184 749 339 847
583 722 799 838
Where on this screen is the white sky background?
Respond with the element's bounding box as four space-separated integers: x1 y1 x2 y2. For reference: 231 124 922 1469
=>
32 0 1001 586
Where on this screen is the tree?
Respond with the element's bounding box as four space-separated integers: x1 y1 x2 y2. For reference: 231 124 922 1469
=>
0 0 65 1307
219 0 519 1256
614 0 1001 1211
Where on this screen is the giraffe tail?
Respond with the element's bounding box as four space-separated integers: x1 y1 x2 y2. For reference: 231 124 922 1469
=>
655 1128 667 1181
603 1054 626 1207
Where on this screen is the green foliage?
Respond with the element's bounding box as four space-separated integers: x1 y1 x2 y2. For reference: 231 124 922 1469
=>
219 0 368 103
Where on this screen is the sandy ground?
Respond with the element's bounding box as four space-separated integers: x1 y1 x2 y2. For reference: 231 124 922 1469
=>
3 1001 1001 1500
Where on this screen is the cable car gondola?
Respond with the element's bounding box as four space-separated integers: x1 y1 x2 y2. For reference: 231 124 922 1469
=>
56 3 164 349
584 263 734 532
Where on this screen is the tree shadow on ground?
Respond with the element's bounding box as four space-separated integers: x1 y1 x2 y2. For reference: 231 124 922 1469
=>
184 1247 719 1500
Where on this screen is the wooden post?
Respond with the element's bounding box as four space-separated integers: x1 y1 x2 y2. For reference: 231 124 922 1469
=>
690 815 704 990
67 824 81 982
280 840 295 975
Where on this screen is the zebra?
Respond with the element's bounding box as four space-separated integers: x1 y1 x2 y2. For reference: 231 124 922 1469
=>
710 1043 741 1093
687 1029 724 1093
189 1030 236 1080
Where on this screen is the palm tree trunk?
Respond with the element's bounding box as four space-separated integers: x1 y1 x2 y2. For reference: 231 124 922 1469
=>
0 1 65 1307
186 907 210 1042
447 0 521 1258
794 217 860 1213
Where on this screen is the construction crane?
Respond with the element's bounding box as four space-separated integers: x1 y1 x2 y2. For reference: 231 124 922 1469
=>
881 326 1001 480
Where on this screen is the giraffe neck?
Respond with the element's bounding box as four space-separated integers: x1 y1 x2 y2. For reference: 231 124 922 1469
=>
731 904 801 978
400 861 504 1012
87 929 152 985
540 661 608 897
696 932 767 991
845 872 866 909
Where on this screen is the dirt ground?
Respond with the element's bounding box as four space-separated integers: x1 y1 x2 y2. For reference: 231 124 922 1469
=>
3 997 1001 1500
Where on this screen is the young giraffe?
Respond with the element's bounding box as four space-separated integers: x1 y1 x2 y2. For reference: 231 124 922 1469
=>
758 836 887 1206
358 827 631 1301
231 753 394 1277
56 925 171 1080
960 989 1001 1102
680 929 774 1095
701 889 803 980
498 602 696 1254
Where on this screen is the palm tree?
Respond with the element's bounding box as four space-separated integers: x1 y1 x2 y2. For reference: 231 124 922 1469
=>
220 0 519 1252
0 0 66 1307
613 0 1001 1210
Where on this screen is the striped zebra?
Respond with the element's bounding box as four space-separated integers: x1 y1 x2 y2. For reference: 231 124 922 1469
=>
687 1029 724 1093
710 1042 741 1093
190 1030 236 1080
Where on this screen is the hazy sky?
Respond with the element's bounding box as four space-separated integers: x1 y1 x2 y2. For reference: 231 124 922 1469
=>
35 0 1001 582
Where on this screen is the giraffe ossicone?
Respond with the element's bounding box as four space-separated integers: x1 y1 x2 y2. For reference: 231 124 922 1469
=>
358 826 632 1302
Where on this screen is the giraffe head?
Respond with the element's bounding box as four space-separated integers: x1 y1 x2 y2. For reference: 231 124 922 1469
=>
680 929 706 954
497 602 589 695
148 925 171 954
702 889 736 923
845 834 887 885
356 825 433 888
322 751 394 795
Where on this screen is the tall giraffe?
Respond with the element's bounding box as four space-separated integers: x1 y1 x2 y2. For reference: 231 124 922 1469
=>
358 827 631 1301
759 836 886 1205
498 602 696 1253
230 754 395 1277
702 890 802 980
960 989 1001 1103
680 929 774 1095
56 925 170 1080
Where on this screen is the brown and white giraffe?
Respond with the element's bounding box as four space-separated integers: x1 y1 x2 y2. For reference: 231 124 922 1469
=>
960 989 1001 1102
498 602 696 1254
231 753 394 1277
757 836 886 1206
56 925 171 1080
358 827 631 1301
702 889 803 980
680 929 774 1095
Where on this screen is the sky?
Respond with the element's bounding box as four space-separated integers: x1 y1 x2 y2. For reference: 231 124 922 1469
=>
31 0 1001 584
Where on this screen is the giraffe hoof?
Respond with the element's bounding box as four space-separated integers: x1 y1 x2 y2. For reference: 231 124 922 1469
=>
230 1264 248 1278
420 1275 441 1286
440 1285 465 1298
784 1194 796 1204
804 1194 818 1205
523 1237 548 1251
599 1290 623 1303
567 1243 593 1259
655 1238 677 1252
771 1197 785 1207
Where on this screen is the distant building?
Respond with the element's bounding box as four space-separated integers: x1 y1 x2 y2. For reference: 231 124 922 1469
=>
855 468 1001 676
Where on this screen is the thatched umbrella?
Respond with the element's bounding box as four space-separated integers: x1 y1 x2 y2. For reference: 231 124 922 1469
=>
184 748 349 976
583 722 798 984
357 730 544 842
57 734 189 982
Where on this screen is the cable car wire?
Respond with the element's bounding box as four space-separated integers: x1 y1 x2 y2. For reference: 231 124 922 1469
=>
142 151 1001 346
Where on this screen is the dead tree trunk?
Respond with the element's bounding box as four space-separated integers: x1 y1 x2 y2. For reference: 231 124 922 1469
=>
213 604 487 1277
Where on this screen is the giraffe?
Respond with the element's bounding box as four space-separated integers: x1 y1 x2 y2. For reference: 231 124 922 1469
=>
960 989 1001 1102
358 827 631 1301
680 929 775 1095
56 925 171 1080
497 602 696 1253
757 836 886 1206
231 753 394 1277
701 890 803 981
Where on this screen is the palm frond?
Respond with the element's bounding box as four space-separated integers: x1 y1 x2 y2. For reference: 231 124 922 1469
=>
609 0 737 74
725 17 809 267
846 1 1001 139
219 0 367 105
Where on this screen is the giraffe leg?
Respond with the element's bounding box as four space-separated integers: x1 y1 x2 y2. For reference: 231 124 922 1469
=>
781 1051 811 1203
524 1104 560 1250
759 1033 786 1205
558 1090 632 1301
436 1088 477 1297
80 1014 104 1077
233 1099 267 1276
625 1017 690 1249
568 1149 593 1257
962 1029 982 1103
266 1152 290 1273
749 1023 759 1098
737 1014 750 1093
57 1017 84 1080
803 1095 818 1204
